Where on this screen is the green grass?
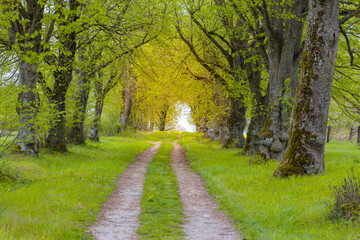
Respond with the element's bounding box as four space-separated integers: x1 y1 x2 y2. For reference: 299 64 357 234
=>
137 143 184 239
138 131 169 142
160 132 180 142
179 133 360 240
0 136 151 240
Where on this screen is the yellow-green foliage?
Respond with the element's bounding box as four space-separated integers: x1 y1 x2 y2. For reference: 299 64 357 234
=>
179 133 360 240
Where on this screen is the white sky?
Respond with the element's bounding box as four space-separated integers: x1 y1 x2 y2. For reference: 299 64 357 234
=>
175 103 196 132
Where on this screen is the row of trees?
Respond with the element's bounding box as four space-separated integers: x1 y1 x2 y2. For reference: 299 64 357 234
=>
0 0 359 177
160 0 358 177
0 0 165 154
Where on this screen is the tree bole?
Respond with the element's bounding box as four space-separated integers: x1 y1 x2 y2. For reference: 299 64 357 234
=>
274 0 339 177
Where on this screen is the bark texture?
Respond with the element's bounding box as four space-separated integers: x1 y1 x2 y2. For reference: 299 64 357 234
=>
13 0 45 156
258 0 307 161
357 126 360 146
244 56 267 155
17 61 40 156
68 61 92 145
46 0 79 152
274 0 339 177
118 76 134 132
224 96 246 148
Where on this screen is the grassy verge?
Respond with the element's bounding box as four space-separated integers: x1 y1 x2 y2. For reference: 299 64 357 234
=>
0 136 151 240
137 143 184 239
179 133 360 240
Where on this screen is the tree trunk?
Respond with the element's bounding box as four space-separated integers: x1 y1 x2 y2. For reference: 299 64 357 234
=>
90 95 105 142
357 126 360 146
327 126 331 143
45 0 79 152
68 67 92 145
258 0 307 161
118 78 134 132
45 42 77 152
158 104 169 131
274 0 339 177
223 96 246 148
244 56 267 155
13 0 44 156
149 121 154 131
17 61 40 156
46 71 71 152
349 128 354 141
218 120 230 144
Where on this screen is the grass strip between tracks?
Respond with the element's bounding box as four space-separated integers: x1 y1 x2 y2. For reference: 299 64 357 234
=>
138 143 184 239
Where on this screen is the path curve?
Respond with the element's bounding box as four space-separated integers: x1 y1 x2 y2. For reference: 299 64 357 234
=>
89 143 160 240
171 141 243 240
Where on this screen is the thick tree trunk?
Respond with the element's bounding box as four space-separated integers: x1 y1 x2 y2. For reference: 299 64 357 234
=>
158 105 169 131
45 0 79 152
68 68 91 145
218 120 230 144
223 96 246 148
327 126 331 143
274 0 339 177
196 119 207 133
46 40 77 152
46 73 71 152
244 58 267 155
13 0 44 156
17 61 40 156
258 0 307 161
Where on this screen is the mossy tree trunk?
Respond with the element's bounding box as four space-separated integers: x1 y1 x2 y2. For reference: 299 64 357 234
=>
258 0 307 162
244 55 267 155
46 0 79 152
224 96 246 148
274 0 339 177
17 61 41 156
68 58 92 145
12 0 45 156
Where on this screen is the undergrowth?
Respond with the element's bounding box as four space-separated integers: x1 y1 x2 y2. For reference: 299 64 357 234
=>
137 143 184 239
328 169 360 221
